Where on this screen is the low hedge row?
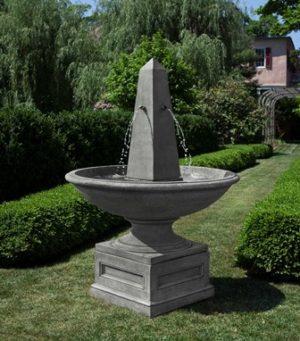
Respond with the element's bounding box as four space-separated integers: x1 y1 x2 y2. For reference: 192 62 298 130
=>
226 144 273 159
190 148 256 172
0 184 125 267
0 106 218 202
236 158 300 279
0 143 272 267
187 144 273 172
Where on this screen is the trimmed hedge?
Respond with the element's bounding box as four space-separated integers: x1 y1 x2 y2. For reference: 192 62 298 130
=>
0 143 272 267
186 144 273 172
0 107 70 202
0 184 124 267
189 148 256 172
53 109 132 168
0 106 218 202
226 144 273 159
236 158 300 279
176 115 218 155
54 110 218 168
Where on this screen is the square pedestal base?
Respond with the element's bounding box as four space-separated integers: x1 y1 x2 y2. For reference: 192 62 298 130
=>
90 241 214 317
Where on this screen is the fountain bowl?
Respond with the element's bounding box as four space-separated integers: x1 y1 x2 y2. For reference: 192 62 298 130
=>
65 165 239 221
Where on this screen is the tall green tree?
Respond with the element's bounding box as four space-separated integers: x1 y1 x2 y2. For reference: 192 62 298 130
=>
105 33 198 113
97 0 251 67
176 31 226 87
0 0 104 111
258 0 300 34
246 14 280 37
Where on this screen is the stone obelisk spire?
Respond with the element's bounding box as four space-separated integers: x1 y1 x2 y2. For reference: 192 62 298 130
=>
126 59 181 181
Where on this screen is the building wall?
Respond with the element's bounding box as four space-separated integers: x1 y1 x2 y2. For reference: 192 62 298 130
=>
252 39 288 87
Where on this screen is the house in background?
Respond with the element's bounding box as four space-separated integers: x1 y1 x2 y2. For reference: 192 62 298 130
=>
253 37 300 143
252 37 299 92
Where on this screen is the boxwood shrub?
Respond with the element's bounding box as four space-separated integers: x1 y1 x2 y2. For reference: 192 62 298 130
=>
236 158 300 279
54 110 219 168
0 184 125 267
184 144 273 172
0 106 218 202
226 144 273 159
0 107 70 202
187 147 257 172
53 109 132 168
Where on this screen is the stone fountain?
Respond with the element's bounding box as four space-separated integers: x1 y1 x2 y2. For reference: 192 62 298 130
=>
66 59 239 317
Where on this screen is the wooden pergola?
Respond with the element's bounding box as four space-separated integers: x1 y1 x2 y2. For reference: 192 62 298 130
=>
259 87 300 144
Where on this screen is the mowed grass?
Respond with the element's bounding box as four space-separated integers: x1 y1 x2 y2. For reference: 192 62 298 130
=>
0 144 299 340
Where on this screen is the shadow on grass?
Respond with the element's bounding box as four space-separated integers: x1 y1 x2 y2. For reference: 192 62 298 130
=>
184 277 285 314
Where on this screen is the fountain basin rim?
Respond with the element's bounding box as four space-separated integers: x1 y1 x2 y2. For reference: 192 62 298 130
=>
65 165 239 191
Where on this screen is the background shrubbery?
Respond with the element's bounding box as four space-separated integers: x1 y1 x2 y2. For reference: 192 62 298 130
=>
0 106 70 202
55 110 219 168
54 109 132 168
236 158 300 279
194 77 265 144
175 115 218 155
0 106 218 202
275 97 300 141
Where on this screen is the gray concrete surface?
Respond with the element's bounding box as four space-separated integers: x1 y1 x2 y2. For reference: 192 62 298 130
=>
90 240 214 317
127 58 181 181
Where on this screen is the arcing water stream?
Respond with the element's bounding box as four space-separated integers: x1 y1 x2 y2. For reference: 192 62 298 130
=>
117 107 192 177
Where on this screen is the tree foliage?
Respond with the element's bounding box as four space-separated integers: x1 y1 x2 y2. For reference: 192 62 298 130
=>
176 31 226 87
97 0 251 67
194 76 265 143
258 0 300 35
0 0 259 112
0 0 104 111
105 33 198 113
246 14 280 37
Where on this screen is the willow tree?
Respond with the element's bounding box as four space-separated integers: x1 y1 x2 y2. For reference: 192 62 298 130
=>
97 0 250 67
176 31 226 87
0 0 105 111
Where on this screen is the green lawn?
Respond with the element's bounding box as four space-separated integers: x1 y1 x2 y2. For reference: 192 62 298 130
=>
1 144 299 340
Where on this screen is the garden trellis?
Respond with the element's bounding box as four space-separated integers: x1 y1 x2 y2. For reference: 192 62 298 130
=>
259 87 300 143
